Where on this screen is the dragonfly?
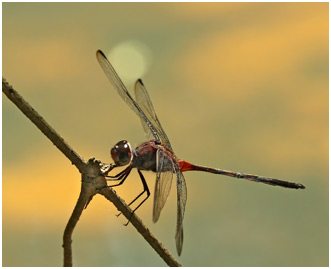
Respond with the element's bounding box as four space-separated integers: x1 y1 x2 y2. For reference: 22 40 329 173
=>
96 49 305 256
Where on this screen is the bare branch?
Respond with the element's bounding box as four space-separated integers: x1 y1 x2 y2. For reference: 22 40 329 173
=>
63 178 94 266
63 159 105 266
3 78 181 267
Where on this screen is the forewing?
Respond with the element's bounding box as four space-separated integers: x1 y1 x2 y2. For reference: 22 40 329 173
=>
174 167 187 256
135 79 173 151
152 149 174 223
96 50 161 141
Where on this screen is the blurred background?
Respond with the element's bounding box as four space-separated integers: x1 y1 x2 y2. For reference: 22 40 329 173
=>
2 2 328 267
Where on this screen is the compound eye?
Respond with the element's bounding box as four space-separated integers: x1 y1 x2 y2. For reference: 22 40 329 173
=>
110 140 132 166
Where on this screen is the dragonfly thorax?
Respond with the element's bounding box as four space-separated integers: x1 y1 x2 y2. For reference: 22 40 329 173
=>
111 140 133 166
131 140 175 173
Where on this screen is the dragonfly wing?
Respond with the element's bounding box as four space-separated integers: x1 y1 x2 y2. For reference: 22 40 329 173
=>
153 148 174 223
174 166 187 256
134 79 173 151
96 50 161 141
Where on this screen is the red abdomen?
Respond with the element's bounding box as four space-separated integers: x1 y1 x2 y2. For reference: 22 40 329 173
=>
178 160 196 171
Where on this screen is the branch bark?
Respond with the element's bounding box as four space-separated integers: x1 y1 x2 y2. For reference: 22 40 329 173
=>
63 176 94 267
2 77 181 267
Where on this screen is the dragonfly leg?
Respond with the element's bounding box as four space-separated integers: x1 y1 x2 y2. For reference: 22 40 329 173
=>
108 166 132 187
95 166 128 191
105 167 129 180
121 169 151 226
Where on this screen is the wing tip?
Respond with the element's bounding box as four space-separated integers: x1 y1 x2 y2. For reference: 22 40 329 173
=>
136 78 144 85
175 229 184 256
152 212 160 223
96 49 106 58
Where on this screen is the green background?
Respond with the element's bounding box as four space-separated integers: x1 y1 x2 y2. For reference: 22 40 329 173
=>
3 2 328 266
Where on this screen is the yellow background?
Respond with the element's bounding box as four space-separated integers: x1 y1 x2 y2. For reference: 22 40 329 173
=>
3 2 328 266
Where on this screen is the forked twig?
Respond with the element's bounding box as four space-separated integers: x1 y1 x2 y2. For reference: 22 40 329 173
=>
2 78 181 267
63 174 95 267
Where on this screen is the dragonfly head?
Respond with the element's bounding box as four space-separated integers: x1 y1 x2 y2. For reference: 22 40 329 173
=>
111 140 132 166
